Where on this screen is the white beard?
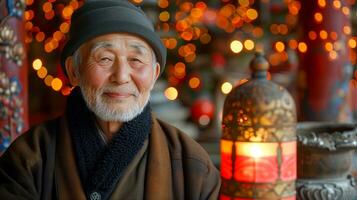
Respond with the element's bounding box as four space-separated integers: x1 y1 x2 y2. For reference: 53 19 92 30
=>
79 82 150 122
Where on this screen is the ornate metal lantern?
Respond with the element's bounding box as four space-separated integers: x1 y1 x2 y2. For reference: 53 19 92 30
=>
220 53 297 199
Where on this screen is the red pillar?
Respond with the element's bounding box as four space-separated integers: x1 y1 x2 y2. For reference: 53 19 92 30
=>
298 0 353 121
0 0 28 154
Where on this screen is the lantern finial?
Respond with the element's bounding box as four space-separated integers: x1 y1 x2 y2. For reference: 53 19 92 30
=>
250 52 269 79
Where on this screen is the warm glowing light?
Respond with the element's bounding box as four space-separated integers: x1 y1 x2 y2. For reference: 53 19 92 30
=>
37 67 47 79
168 38 177 49
275 41 285 52
180 2 193 12
278 24 288 35
318 0 326 7
32 59 42 70
61 87 72 96
191 8 203 18
50 40 59 50
159 11 170 22
325 42 333 51
230 40 243 53
131 0 143 4
246 9 258 20
44 43 52 53
26 0 34 5
308 31 317 40
70 0 79 9
319 30 328 40
239 0 250 7
329 50 338 60
189 77 200 89
174 62 186 78
221 82 233 94
44 75 54 86
164 87 178 101
289 39 298 49
24 10 34 20
35 32 45 42
158 0 169 8
53 31 64 41
62 6 74 19
42 2 52 13
342 7 350 15
60 22 70 33
45 10 55 20
314 12 323 23
185 53 196 63
288 1 301 15
298 42 308 53
244 39 255 51
196 1 207 10
333 0 341 9
186 43 196 52
343 26 351 35
348 38 357 48
181 31 193 41
237 142 277 158
51 78 63 91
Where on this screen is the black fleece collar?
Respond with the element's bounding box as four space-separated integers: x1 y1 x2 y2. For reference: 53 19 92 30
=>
65 87 152 200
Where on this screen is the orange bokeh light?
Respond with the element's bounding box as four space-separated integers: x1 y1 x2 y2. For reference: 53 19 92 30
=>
308 31 317 40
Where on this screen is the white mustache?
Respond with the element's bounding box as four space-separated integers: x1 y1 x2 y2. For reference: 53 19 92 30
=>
101 86 139 97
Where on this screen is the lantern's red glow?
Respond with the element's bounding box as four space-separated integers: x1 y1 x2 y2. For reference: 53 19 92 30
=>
221 140 296 182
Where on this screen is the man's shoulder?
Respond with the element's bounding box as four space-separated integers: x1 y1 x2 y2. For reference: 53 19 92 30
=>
3 117 61 156
154 118 213 166
22 117 60 140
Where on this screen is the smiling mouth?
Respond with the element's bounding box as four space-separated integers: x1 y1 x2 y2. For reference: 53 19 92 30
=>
103 92 133 99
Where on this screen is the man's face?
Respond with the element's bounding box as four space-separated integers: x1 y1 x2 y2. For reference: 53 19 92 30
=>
69 33 160 122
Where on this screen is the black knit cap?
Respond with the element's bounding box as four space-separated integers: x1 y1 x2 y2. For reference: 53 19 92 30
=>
61 0 167 75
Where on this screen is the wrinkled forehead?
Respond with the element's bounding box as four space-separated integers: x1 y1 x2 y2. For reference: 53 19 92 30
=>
80 33 153 56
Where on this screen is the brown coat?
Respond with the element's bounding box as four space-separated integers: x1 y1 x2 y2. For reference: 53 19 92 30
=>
0 116 221 200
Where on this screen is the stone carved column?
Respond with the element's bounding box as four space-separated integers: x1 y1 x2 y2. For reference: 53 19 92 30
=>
0 0 28 154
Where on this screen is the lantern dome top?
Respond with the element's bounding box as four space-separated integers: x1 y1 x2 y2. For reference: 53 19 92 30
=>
250 52 269 78
222 53 297 142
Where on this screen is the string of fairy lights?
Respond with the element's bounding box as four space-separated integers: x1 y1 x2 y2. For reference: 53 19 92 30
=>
25 0 357 99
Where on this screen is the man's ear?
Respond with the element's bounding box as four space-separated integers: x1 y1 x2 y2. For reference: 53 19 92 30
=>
65 56 79 86
154 63 161 82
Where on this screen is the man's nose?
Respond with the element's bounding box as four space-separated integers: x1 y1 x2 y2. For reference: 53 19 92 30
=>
110 58 131 84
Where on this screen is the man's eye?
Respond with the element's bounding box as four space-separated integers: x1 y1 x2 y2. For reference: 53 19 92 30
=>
129 58 143 63
98 57 113 64
100 57 112 61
